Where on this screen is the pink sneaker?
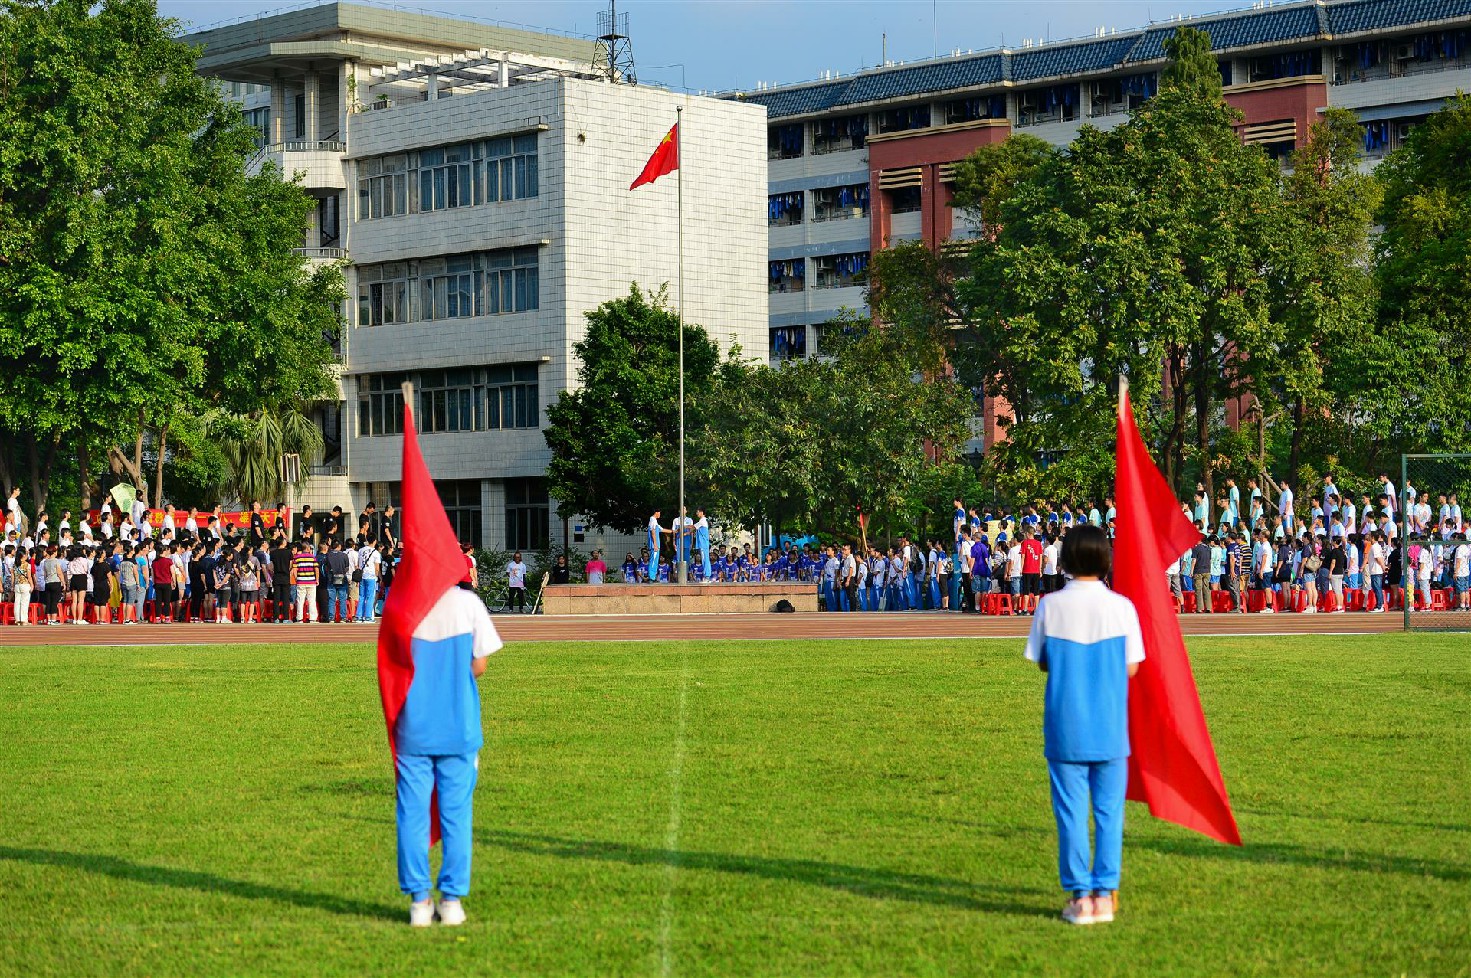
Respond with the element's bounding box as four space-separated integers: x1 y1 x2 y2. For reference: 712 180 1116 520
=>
1091 893 1115 923
1061 895 1096 925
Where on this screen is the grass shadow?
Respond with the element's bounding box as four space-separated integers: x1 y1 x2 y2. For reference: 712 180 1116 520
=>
477 828 1054 919
1133 835 1471 884
0 846 401 922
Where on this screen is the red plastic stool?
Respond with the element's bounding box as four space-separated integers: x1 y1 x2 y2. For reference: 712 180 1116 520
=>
1183 592 1197 613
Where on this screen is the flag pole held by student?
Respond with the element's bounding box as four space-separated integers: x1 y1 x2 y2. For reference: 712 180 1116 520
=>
1113 373 1242 846
376 381 469 847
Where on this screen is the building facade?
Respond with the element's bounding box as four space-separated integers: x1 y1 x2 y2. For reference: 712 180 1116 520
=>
739 0 1471 444
188 3 767 554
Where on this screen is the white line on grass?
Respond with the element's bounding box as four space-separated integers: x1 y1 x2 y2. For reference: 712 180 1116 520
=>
659 654 691 978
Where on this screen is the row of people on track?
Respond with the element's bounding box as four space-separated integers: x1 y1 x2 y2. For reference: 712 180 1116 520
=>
0 536 401 626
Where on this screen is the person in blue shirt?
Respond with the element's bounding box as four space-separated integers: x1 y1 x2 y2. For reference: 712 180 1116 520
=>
1225 477 1241 528
396 579 502 927
646 511 672 583
694 508 712 583
953 498 967 545
1024 525 1144 926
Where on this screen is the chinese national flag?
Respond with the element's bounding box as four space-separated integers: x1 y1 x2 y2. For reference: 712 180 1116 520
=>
629 123 679 189
1114 386 1242 846
376 391 468 846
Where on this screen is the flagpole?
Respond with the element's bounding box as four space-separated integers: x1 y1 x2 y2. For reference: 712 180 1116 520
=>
675 104 687 585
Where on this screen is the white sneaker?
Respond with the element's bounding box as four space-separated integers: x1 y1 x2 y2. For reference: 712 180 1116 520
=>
437 898 466 926
1259 607 1275 614
409 898 435 927
1369 607 1384 614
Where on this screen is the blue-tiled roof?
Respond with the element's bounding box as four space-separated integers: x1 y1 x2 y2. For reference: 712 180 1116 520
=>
1012 36 1141 80
1327 0 1471 35
741 55 1005 119
742 82 845 119
839 54 1005 103
1127 6 1323 62
737 0 1471 119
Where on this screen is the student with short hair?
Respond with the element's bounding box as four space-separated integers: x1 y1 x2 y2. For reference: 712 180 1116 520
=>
1024 524 1143 926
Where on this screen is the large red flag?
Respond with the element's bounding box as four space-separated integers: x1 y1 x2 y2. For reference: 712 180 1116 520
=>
377 387 468 846
629 123 679 190
1114 383 1242 846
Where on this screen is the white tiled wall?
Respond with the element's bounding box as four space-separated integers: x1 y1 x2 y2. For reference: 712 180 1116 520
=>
339 77 768 548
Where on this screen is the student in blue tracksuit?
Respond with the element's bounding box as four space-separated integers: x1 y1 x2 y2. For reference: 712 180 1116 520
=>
396 580 502 927
1023 524 1144 927
694 508 712 583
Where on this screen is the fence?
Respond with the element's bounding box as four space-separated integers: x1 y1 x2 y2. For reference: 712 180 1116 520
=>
1400 453 1471 632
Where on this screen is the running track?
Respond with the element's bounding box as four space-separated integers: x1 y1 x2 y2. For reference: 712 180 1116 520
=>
0 610 1409 647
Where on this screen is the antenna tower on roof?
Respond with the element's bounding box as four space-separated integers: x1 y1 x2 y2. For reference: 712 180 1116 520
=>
594 0 637 84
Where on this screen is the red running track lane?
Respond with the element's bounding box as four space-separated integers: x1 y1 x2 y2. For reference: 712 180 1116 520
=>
0 610 1406 647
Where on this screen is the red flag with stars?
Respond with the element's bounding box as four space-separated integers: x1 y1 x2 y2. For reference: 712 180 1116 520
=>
629 123 679 189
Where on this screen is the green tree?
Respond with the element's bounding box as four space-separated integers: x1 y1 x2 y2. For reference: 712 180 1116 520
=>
691 316 975 544
0 0 342 513
1159 25 1224 102
210 402 327 506
950 25 1279 501
543 284 723 534
1265 108 1381 484
1367 93 1471 456
946 132 1056 239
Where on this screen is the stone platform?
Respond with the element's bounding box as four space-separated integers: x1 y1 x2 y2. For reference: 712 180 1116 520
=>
540 583 817 616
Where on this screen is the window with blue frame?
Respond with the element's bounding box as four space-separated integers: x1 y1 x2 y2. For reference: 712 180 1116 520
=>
769 326 807 360
768 123 803 160
812 113 868 154
1332 31 1469 84
1361 118 1417 158
814 252 869 289
769 259 805 294
944 94 1007 125
877 105 931 134
1248 49 1322 83
1017 84 1079 127
768 191 804 227
1089 74 1157 117
813 183 870 222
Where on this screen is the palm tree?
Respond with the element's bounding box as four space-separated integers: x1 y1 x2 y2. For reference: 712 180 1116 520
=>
212 401 325 506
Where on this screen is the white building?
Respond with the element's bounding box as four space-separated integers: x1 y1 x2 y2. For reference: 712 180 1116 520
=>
188 3 767 554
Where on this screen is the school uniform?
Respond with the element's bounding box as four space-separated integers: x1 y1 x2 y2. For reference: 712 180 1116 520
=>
395 587 501 902
1024 581 1145 896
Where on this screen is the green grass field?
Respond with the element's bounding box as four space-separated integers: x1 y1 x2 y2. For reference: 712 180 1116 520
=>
0 635 1467 977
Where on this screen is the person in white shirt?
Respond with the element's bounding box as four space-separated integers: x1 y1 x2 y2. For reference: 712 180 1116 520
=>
1414 494 1432 535
6 488 23 531
1416 544 1433 608
357 542 382 621
1366 534 1387 612
1278 482 1294 533
1454 536 1471 610
1042 537 1060 593
506 552 529 614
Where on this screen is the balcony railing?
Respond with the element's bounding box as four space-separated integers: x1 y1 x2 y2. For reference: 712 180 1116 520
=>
293 247 348 260
267 139 347 153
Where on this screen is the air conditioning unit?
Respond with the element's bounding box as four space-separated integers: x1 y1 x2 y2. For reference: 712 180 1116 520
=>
1394 43 1415 60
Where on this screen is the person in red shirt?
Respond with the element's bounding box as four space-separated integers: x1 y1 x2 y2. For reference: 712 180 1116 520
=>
153 544 178 623
1021 527 1045 613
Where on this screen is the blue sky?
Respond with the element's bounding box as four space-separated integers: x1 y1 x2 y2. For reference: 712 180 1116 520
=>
160 0 1253 93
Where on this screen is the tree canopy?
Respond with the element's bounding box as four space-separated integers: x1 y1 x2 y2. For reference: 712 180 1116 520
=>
861 24 1456 511
0 0 343 515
